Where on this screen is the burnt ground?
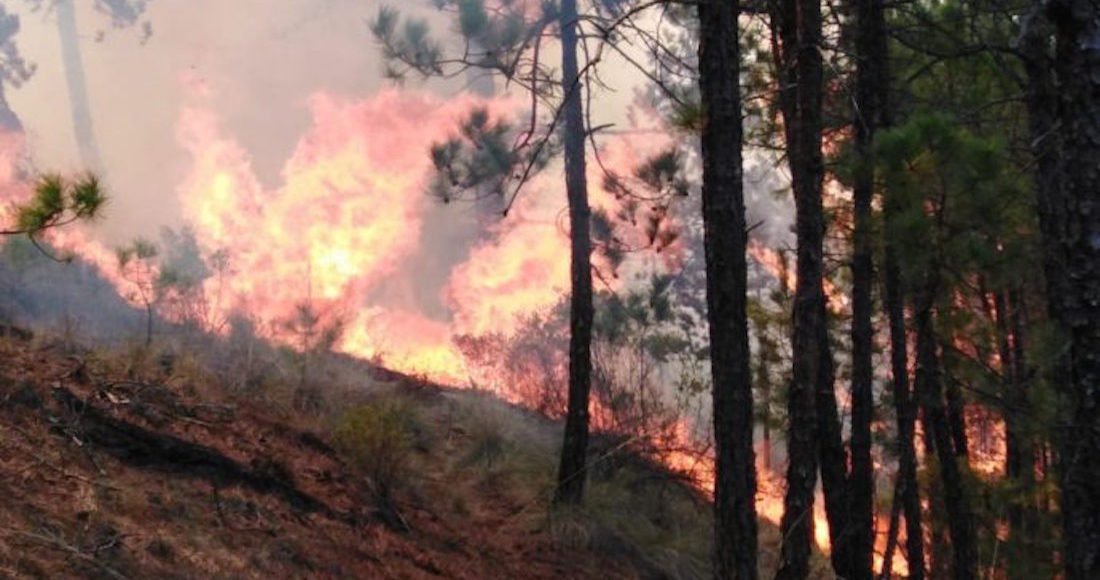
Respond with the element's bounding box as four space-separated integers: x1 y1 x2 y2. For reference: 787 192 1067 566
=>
0 333 648 579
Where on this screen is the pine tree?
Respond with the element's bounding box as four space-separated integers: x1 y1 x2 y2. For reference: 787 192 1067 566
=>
23 0 156 171
697 0 757 576
1024 1 1100 576
769 0 835 576
369 0 691 505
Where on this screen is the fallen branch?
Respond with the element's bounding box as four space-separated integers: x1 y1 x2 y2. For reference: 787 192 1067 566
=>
50 386 335 518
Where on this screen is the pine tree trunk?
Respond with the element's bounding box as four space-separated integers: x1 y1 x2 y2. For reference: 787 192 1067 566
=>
847 1 887 577
771 0 831 576
815 346 852 578
877 10 926 573
914 282 976 580
553 0 594 506
943 360 969 459
57 0 103 171
885 224 926 580
883 245 924 580
997 289 1040 579
1020 7 1064 576
878 476 903 580
698 1 758 576
1034 2 1100 576
762 371 773 472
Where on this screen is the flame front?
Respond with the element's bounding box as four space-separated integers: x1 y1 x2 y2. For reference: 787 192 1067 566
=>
0 85 857 569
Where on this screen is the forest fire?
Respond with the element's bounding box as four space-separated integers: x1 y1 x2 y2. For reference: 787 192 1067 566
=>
3 98 898 573
0 0 1087 576
748 239 848 312
0 87 849 549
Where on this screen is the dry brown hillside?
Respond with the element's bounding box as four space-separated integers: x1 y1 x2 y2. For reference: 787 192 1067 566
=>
0 330 697 579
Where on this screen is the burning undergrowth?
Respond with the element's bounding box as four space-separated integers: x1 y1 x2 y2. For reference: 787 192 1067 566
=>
0 82 835 574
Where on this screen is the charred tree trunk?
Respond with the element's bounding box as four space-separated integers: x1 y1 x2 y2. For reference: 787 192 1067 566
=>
847 1 887 578
1024 2 1100 577
771 0 833 576
553 0 594 506
698 1 758 576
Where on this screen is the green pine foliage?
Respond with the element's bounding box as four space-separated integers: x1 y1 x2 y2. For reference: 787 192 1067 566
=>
5 172 106 237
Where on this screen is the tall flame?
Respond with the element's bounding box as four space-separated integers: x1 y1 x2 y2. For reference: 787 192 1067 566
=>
0 84 887 572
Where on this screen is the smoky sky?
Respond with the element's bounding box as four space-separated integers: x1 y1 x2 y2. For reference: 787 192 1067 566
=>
8 0 427 242
6 0 648 246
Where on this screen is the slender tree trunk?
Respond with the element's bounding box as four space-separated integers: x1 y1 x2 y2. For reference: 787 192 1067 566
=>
57 0 103 170
145 303 153 347
883 246 924 580
877 12 926 573
1008 289 1036 510
771 0 832 576
914 281 976 580
1024 3 1100 577
922 409 951 580
847 2 887 578
815 347 851 577
761 367 773 472
996 289 1039 579
698 1 758 576
878 475 903 580
943 359 969 459
553 0 595 506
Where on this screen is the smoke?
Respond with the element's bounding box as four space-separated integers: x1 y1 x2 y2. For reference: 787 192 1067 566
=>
0 0 794 429
8 0 413 242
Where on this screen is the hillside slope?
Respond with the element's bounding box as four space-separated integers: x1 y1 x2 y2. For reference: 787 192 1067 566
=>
0 332 658 579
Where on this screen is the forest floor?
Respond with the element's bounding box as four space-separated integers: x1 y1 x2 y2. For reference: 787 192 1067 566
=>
0 329 736 579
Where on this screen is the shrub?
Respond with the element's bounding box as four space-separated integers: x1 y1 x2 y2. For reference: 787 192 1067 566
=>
333 398 419 500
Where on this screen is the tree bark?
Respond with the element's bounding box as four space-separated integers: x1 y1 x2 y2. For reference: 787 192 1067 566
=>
1019 7 1065 576
847 1 888 578
815 346 852 578
877 475 903 580
914 281 976 580
553 0 595 506
698 1 758 577
771 0 832 576
1029 2 1100 576
996 288 1040 579
884 251 925 580
943 356 970 459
